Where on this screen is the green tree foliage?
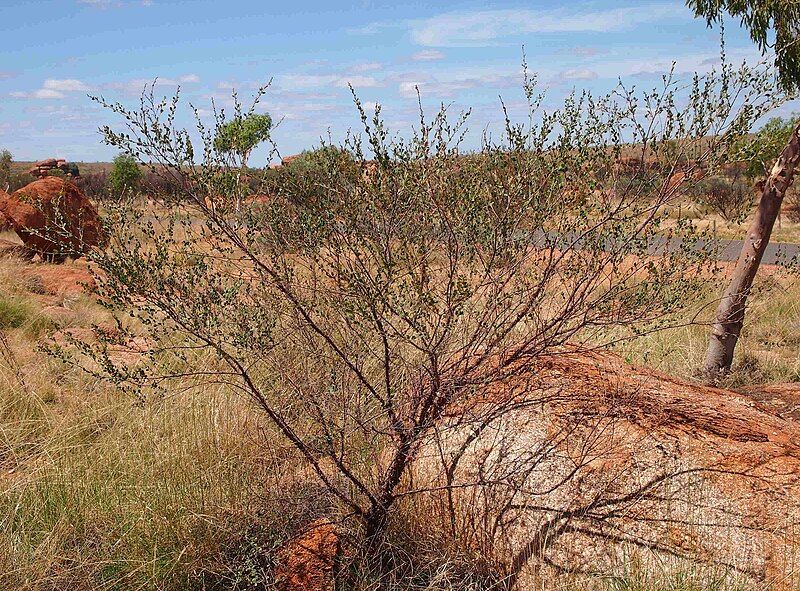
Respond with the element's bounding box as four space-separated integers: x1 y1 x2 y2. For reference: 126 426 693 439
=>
687 0 800 91
107 153 142 197
213 112 272 166
735 113 800 178
0 149 11 190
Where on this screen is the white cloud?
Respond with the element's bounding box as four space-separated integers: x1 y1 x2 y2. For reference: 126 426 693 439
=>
395 66 521 99
10 88 65 100
33 88 67 99
43 79 90 92
411 50 446 62
278 73 383 91
9 78 92 100
279 74 339 89
338 75 381 88
398 81 421 99
409 4 682 47
347 21 395 36
569 46 602 58
351 62 382 73
108 74 200 95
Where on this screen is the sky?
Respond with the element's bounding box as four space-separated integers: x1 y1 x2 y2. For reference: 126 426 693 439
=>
0 0 796 165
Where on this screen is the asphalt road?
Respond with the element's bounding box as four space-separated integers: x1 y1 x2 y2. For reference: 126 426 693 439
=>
641 235 800 264
530 230 800 265
139 214 800 265
711 238 799 264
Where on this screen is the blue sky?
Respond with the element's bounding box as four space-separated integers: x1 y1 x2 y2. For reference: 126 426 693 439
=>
0 1 792 164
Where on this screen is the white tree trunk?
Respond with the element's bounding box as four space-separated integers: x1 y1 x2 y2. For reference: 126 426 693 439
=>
702 120 800 382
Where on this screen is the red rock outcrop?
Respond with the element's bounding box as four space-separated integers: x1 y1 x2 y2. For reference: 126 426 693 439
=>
270 351 800 588
410 350 800 587
275 520 342 591
0 177 103 261
26 158 78 178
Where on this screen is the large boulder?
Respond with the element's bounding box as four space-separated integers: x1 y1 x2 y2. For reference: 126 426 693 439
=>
408 351 800 587
0 177 104 261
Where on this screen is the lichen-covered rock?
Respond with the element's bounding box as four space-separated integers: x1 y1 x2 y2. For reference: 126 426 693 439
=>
0 177 103 261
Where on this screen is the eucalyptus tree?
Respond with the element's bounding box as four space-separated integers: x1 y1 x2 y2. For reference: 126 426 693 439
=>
688 0 800 380
213 108 272 211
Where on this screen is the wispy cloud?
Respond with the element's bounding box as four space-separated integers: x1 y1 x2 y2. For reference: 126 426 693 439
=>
278 73 383 90
107 74 200 95
351 62 382 73
77 0 152 8
9 78 92 100
11 89 65 100
395 67 521 99
43 79 91 92
556 68 598 83
409 4 682 47
411 50 446 62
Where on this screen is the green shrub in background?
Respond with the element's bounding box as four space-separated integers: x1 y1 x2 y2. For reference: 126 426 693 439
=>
0 149 11 191
734 114 799 180
690 176 755 222
107 153 142 198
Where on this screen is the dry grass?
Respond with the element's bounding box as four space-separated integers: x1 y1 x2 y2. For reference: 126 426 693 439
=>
614 268 800 386
0 254 323 589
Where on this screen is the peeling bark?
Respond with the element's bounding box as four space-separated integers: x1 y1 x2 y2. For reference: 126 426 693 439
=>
702 120 800 382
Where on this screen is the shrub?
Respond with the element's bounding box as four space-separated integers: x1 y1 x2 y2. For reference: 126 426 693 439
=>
76 171 109 200
107 153 142 198
691 176 755 222
86 57 784 578
0 296 52 334
0 149 11 191
732 113 799 180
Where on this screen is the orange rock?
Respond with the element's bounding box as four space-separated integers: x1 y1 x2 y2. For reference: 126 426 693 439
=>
243 193 272 205
1 177 104 261
275 520 341 591
281 154 302 166
19 263 95 296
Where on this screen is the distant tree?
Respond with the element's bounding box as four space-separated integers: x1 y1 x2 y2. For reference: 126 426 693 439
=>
213 113 272 167
0 149 11 191
688 0 800 381
213 112 272 212
107 153 142 197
